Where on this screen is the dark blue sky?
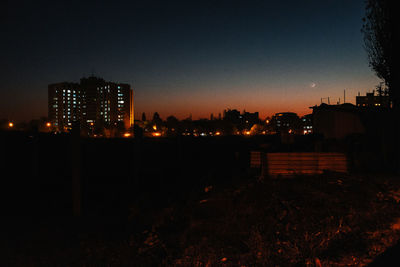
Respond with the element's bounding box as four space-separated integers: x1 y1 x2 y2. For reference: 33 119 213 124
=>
1 0 380 121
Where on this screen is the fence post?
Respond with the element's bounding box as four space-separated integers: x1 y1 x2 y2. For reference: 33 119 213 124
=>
134 125 143 182
71 122 82 216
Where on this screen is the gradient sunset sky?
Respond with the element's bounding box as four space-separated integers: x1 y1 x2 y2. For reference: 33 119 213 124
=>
1 0 381 121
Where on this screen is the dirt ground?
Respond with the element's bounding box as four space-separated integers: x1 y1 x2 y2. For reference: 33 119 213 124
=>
3 172 400 266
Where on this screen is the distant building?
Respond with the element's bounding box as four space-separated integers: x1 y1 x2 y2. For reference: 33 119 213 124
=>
356 91 390 108
311 103 364 139
223 109 259 130
48 82 81 131
301 114 313 135
242 111 260 126
223 109 241 124
48 76 134 134
271 112 301 134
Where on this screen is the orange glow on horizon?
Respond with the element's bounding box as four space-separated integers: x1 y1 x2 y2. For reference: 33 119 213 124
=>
152 132 161 137
9 122 14 127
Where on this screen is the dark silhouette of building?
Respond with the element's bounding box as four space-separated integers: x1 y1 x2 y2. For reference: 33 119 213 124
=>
223 109 259 131
271 112 301 134
311 103 364 139
48 76 134 134
242 110 260 127
356 91 390 108
223 109 241 124
301 114 313 135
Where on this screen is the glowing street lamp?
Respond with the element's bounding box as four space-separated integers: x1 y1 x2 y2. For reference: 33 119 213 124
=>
8 122 14 128
46 122 51 127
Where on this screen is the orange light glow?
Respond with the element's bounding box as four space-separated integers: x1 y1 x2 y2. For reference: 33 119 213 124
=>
123 133 131 137
152 132 161 137
90 122 94 126
215 131 221 136
245 131 251 135
8 122 14 127
46 122 51 127
153 125 157 130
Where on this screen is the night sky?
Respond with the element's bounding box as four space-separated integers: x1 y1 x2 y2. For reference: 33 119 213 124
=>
1 0 380 122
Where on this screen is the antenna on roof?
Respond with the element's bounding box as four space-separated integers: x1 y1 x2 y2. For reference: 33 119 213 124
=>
344 89 346 103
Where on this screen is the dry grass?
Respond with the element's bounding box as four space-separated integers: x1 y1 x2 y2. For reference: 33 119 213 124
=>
4 172 400 266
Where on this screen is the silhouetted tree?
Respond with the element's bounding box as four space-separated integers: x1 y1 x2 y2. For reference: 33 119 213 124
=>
363 0 400 172
166 115 180 135
166 116 179 128
152 112 163 128
362 0 399 107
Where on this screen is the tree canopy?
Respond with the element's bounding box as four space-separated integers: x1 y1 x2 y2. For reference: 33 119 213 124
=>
362 0 399 106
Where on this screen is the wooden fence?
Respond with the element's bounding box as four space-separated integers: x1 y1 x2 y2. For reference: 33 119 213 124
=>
251 152 348 176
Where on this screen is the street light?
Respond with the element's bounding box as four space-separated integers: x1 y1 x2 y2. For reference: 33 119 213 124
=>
8 122 14 128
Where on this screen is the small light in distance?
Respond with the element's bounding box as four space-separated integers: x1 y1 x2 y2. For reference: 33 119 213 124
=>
152 132 161 137
8 122 14 127
245 131 251 135
215 131 221 136
46 122 51 127
123 133 131 137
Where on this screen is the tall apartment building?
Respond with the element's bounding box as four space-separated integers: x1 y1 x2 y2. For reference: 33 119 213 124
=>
48 82 81 131
48 76 134 134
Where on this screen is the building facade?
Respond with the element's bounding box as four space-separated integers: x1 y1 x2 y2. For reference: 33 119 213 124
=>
356 91 390 108
48 82 81 131
311 103 364 139
271 112 301 134
48 77 134 135
301 114 313 135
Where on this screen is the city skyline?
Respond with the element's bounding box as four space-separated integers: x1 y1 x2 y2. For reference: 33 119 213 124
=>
1 0 381 122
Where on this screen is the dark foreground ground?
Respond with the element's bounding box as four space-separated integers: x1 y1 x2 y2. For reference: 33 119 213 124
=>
2 172 400 266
